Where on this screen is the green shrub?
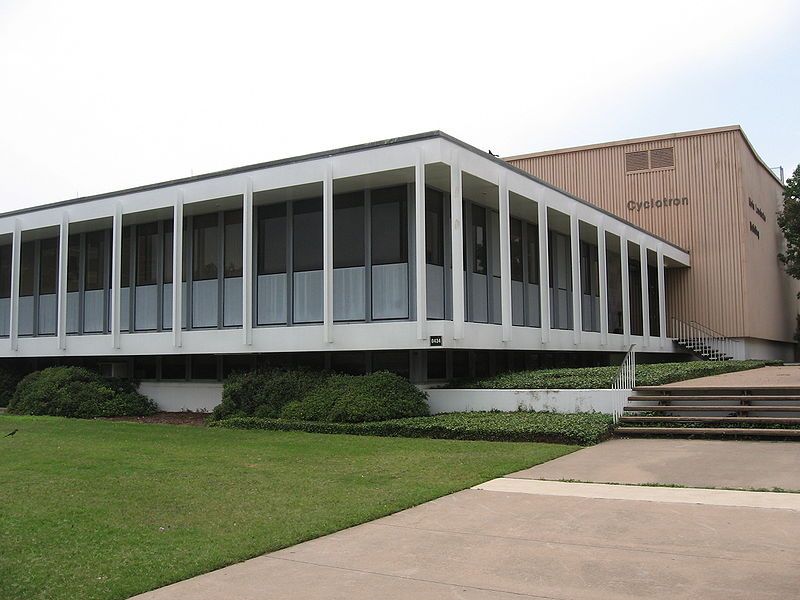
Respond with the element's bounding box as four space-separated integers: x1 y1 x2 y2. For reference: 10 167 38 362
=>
212 411 613 445
7 366 155 418
280 371 429 423
212 368 328 421
0 365 22 408
451 360 776 390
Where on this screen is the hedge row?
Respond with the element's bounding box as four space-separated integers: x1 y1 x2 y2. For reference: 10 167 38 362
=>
451 360 777 390
211 411 615 445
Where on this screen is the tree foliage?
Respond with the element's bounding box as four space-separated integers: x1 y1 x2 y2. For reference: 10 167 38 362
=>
777 164 800 283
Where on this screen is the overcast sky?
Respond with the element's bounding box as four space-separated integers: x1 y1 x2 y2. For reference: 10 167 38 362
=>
1 0 798 213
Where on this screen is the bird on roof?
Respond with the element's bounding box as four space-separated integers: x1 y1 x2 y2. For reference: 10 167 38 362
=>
488 149 499 157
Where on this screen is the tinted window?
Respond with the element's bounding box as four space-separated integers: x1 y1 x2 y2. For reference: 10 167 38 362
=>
371 186 407 265
136 223 159 286
511 219 523 282
85 231 106 291
19 242 35 296
224 210 243 277
293 197 323 272
0 245 11 299
258 203 287 275
527 223 539 284
193 214 218 281
67 235 80 293
472 205 486 275
121 227 131 287
334 192 364 268
39 238 58 295
425 188 444 266
163 221 173 284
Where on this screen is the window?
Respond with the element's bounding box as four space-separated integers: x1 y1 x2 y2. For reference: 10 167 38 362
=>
224 210 243 278
372 350 410 378
136 223 159 286
293 197 323 272
0 245 11 299
163 221 173 284
191 354 218 380
257 203 287 275
39 238 58 295
472 204 486 274
19 242 35 296
193 214 219 281
121 227 131 287
334 192 365 268
85 231 106 291
371 186 407 265
510 219 523 282
527 224 539 284
425 188 444 266
161 355 186 380
625 151 649 172
67 235 80 293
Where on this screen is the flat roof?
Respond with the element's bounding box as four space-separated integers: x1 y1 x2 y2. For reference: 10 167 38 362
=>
0 130 688 254
503 125 783 185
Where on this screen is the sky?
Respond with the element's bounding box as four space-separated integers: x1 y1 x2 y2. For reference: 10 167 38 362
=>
0 0 798 213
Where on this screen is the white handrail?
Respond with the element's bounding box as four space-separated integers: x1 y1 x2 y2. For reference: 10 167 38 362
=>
611 344 636 423
670 317 736 360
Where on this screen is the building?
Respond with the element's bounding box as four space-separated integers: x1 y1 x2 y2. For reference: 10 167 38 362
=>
0 132 693 407
506 125 798 361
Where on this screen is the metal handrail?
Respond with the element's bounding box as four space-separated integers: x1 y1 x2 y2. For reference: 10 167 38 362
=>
611 344 636 423
671 317 736 361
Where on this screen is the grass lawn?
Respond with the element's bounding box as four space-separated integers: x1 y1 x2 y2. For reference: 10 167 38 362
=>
0 415 576 600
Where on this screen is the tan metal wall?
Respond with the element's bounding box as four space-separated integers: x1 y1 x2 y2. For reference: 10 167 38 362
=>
507 129 796 343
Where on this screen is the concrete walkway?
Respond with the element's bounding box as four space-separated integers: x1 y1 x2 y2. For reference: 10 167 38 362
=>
661 365 800 387
134 438 800 600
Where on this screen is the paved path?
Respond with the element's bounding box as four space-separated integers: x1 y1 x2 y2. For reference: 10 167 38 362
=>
662 365 800 387
134 439 800 599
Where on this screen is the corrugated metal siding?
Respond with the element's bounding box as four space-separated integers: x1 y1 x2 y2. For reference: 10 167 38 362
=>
508 130 785 340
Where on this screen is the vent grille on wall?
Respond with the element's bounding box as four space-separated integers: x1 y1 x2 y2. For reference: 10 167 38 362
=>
625 147 675 173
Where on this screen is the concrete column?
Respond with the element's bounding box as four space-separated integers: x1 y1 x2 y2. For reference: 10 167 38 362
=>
450 160 465 340
322 164 333 344
242 179 254 346
498 176 512 342
597 220 608 346
620 234 630 346
414 151 427 341
570 208 582 345
538 202 550 344
657 243 667 348
57 214 69 350
9 220 21 351
639 239 650 347
172 193 183 348
111 202 122 349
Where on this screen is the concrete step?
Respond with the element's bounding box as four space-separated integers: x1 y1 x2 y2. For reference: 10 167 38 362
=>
624 405 800 412
634 386 800 393
620 416 800 425
628 395 800 402
617 427 800 437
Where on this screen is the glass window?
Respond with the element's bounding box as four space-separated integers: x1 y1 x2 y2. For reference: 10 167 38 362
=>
67 236 80 293
292 197 323 272
161 355 186 380
224 210 243 278
135 223 158 287
191 354 218 380
425 188 444 266
371 350 409 378
163 221 173 284
85 231 106 291
330 351 366 375
121 227 131 287
192 214 219 281
133 356 157 380
527 223 539 284
426 350 446 380
334 192 365 268
472 205 486 275
0 245 11 299
258 203 287 275
39 238 58 295
511 219 523 282
371 186 408 265
20 242 35 296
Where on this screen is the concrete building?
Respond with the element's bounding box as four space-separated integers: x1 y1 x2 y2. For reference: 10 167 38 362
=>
506 126 798 361
0 132 694 407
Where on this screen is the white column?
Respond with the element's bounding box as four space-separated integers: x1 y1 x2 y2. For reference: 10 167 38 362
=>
639 239 650 347
657 244 667 348
538 202 550 344
9 219 21 351
57 214 69 350
172 193 183 348
242 180 254 346
570 208 582 345
620 234 631 346
597 220 608 346
498 175 512 342
414 151 427 341
450 160 465 340
322 164 333 344
111 202 123 349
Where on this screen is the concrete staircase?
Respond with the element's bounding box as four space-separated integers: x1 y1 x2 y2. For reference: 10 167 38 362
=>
617 385 800 439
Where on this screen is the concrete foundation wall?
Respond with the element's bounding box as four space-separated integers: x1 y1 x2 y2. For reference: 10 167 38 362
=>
138 381 223 413
425 388 618 415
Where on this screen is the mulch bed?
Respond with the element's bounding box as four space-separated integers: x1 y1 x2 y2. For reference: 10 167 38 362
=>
102 412 209 426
